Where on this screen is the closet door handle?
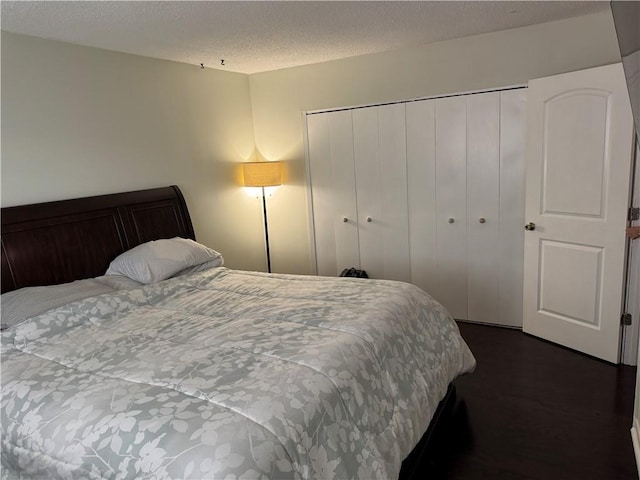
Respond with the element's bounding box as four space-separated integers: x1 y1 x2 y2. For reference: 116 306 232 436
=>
366 216 372 223
342 217 349 223
479 217 486 224
525 222 536 231
448 218 455 224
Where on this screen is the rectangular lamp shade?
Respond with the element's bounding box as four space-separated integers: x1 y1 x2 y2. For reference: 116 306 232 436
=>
242 161 282 187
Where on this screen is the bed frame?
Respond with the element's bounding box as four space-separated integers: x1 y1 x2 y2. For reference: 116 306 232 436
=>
400 384 458 479
0 185 457 479
1 185 194 294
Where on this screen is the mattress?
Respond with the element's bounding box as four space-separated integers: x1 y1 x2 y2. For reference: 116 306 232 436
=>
1 267 475 479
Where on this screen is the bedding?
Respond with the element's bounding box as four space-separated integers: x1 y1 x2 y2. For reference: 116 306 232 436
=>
0 276 142 330
1 267 475 479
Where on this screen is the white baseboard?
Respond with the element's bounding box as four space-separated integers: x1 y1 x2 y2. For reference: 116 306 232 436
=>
631 418 640 478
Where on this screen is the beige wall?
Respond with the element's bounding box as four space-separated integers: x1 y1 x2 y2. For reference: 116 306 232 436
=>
1 31 266 271
1 10 623 275
249 10 622 274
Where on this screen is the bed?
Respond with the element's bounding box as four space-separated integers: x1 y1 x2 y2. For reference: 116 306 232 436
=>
1 185 475 479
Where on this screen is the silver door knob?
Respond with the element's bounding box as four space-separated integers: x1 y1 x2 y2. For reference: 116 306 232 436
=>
525 222 536 231
366 216 372 223
479 217 486 224
448 218 455 224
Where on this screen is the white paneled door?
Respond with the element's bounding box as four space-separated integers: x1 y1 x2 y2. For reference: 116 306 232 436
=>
523 63 635 363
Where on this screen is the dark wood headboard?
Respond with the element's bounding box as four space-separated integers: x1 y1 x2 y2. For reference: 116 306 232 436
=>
1 185 195 293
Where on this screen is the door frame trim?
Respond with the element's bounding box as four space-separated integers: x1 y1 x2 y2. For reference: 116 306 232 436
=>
622 139 640 365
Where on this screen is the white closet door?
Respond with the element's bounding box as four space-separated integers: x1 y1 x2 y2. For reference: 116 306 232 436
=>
406 99 437 295
435 96 468 319
498 89 527 327
307 110 359 276
353 107 383 278
378 103 411 282
307 113 336 276
466 92 500 323
307 89 525 325
327 111 360 274
353 104 410 281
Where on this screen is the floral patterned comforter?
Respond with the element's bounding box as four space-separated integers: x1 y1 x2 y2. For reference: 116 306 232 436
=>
1 268 475 479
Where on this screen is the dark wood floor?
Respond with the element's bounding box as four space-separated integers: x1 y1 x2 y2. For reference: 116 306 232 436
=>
425 322 638 480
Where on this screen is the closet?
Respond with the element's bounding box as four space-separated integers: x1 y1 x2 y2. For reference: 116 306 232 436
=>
306 88 526 326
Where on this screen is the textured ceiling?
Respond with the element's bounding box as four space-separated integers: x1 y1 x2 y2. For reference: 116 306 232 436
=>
1 1 610 74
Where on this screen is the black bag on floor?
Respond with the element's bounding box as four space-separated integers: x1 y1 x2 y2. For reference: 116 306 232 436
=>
339 267 369 278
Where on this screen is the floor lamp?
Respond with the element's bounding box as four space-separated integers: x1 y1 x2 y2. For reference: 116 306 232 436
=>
242 161 282 273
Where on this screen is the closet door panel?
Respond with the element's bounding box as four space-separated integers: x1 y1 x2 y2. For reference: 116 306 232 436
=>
466 92 500 323
435 96 468 319
307 114 338 276
327 110 360 274
378 103 410 282
353 107 384 278
354 104 410 282
406 99 437 295
498 89 526 327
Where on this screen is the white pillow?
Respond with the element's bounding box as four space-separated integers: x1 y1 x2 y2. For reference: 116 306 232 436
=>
106 237 223 284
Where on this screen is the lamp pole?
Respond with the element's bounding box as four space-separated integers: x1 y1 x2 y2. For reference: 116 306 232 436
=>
261 186 272 273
